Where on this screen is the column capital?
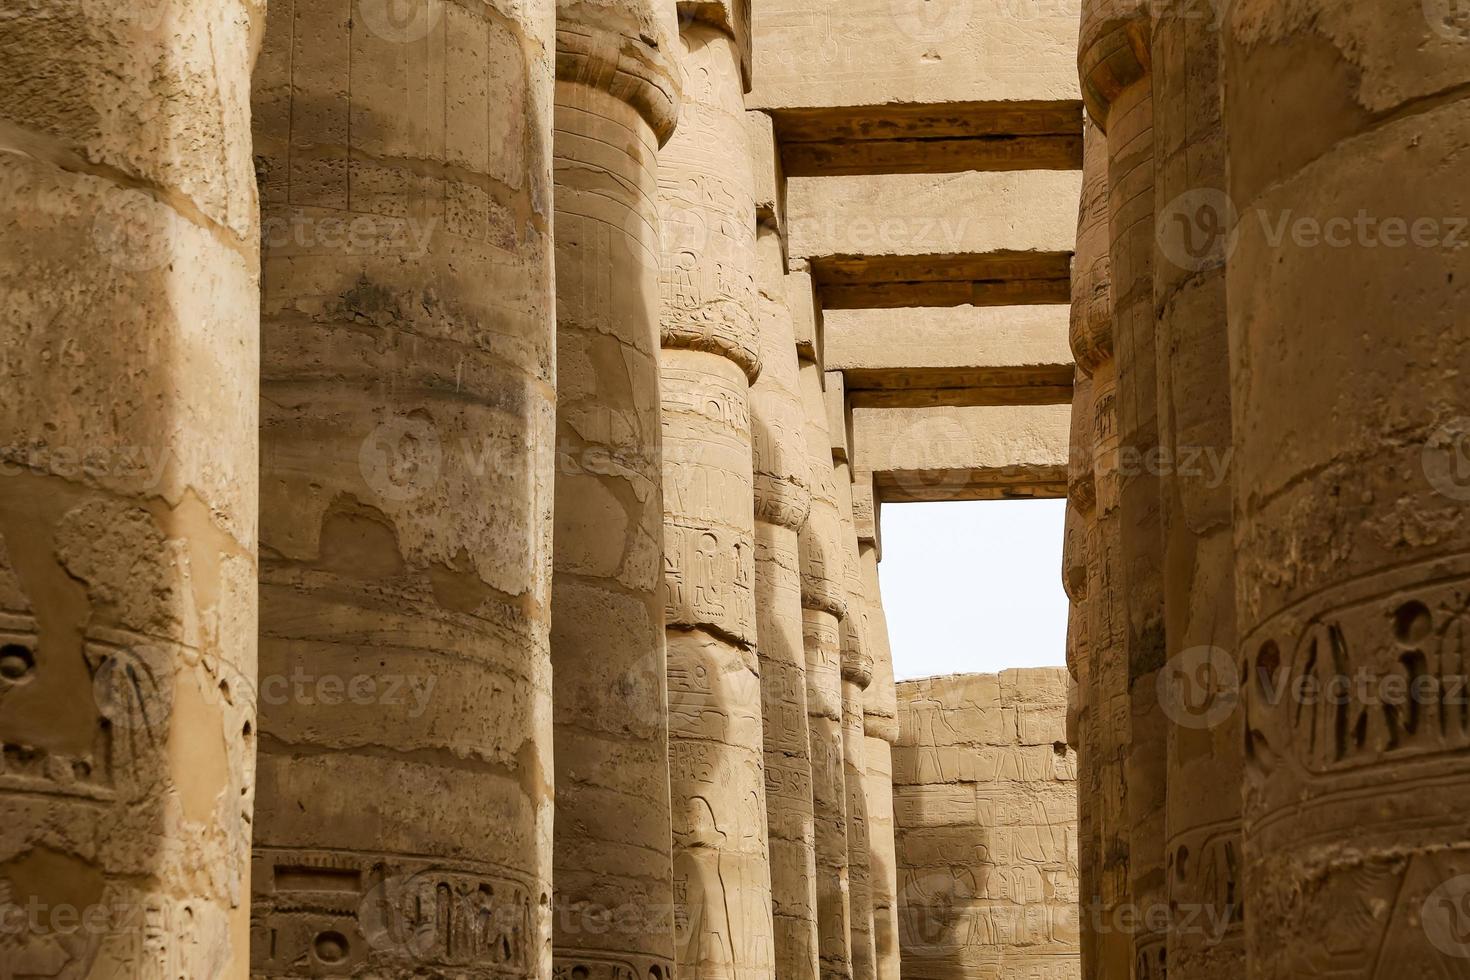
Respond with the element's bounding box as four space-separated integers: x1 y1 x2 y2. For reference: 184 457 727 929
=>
556 22 681 146
1077 0 1152 131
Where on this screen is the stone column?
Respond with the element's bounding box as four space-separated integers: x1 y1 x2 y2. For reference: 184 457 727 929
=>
751 221 821 980
658 18 774 980
0 1 260 974
797 357 854 980
251 2 556 974
1223 4 1470 975
1063 370 1097 977
832 460 876 980
1151 2 1242 976
550 4 680 979
1080 5 1164 976
859 542 902 980
1068 113 1125 980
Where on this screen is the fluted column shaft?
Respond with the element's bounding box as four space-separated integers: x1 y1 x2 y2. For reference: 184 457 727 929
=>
658 19 774 980
0 1 261 973
551 7 680 978
1224 3 1470 975
797 359 854 980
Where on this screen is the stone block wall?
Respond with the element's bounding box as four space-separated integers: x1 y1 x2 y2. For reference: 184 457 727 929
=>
893 670 1080 980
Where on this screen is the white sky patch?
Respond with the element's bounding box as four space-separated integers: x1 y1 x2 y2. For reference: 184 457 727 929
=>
878 498 1068 680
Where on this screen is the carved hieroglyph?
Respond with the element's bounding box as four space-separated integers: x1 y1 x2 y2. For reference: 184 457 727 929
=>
894 671 1080 980
551 4 680 980
251 2 556 975
797 359 855 980
1067 113 1127 980
1080 4 1165 975
0 0 261 974
833 458 876 980
751 218 821 980
658 20 774 980
1151 3 1243 977
860 542 902 980
1224 2 1470 975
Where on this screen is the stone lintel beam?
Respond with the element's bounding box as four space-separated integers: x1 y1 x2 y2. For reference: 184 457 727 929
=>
767 101 1083 176
810 252 1072 310
787 170 1080 262
824 369 850 464
747 109 786 237
750 0 1080 112
826 305 1075 408
852 404 1070 504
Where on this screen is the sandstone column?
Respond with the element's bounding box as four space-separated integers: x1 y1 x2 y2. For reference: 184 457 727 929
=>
251 2 556 974
1151 3 1243 976
550 5 680 979
0 2 261 974
797 354 855 980
832 459 877 980
658 17 774 980
1068 113 1125 980
1063 370 1096 977
751 220 821 980
1223 4 1470 975
1080 6 1165 975
859 541 902 980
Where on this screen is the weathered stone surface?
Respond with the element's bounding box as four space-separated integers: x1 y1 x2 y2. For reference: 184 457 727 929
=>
826 305 1074 408
1151 3 1242 977
659 20 773 980
1224 2 1470 976
750 0 1080 110
860 542 900 980
852 404 1071 504
751 209 820 980
798 360 853 980
787 170 1081 262
250 1 557 974
0 0 262 973
895 670 1080 980
551 4 681 976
